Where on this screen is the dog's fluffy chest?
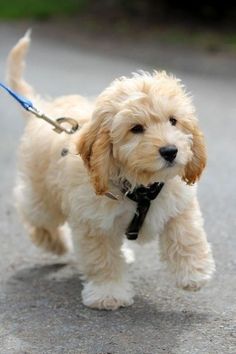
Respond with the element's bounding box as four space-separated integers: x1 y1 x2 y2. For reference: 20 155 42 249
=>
64 174 195 240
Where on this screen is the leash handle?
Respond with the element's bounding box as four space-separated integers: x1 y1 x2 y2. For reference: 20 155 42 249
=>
0 81 79 134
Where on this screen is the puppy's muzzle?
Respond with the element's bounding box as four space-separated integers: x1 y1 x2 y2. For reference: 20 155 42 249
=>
159 145 178 163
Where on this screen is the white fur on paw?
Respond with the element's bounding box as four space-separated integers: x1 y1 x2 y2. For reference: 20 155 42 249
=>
176 256 216 291
180 277 208 292
82 280 134 310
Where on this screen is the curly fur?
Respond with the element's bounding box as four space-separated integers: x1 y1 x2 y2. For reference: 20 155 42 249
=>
8 33 215 310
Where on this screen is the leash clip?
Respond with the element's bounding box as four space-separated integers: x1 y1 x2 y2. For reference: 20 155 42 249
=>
0 82 79 135
28 107 79 134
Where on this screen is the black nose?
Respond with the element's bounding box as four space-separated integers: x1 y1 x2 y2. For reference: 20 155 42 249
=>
159 145 178 163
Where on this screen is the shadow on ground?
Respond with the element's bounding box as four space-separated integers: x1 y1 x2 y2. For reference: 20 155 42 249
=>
1 262 211 354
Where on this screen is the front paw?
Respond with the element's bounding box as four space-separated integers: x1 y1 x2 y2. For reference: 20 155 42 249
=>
175 255 216 291
178 276 209 292
82 280 134 310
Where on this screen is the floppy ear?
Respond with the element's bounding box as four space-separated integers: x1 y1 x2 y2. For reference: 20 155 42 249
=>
76 120 112 195
182 123 207 185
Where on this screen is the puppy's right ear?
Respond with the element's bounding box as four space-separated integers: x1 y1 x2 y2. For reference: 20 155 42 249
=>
76 120 100 168
76 119 113 196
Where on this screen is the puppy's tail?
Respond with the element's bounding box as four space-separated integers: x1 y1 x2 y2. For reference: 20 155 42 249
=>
7 30 35 99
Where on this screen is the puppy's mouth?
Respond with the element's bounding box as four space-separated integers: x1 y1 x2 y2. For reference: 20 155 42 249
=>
158 158 180 171
154 159 184 179
165 160 176 168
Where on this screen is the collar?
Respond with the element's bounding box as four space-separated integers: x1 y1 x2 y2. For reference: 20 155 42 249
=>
122 180 164 240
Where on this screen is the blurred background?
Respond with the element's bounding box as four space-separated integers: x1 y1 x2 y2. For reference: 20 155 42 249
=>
1 0 236 51
1 0 236 82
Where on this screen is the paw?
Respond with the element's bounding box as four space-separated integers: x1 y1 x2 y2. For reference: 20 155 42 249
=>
176 255 216 292
179 277 209 292
82 280 134 310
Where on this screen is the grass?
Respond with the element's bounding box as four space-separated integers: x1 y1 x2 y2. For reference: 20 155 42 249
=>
0 0 87 19
165 28 236 52
148 26 236 53
105 19 236 53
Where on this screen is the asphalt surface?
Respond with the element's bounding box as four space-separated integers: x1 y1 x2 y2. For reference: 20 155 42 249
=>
0 21 236 354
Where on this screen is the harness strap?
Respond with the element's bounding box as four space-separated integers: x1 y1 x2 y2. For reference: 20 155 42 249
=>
123 182 164 240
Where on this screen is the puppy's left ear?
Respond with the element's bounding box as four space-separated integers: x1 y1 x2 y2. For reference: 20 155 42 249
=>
182 122 207 185
76 119 112 196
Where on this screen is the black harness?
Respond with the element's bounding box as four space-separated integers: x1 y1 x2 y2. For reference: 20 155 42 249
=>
122 182 164 240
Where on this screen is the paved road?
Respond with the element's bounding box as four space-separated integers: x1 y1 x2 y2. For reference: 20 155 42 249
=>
0 21 236 354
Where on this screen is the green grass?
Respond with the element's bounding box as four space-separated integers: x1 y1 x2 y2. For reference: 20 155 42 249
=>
147 26 236 53
0 0 87 19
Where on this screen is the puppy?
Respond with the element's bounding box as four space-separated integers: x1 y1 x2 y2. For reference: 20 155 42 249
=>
8 33 215 310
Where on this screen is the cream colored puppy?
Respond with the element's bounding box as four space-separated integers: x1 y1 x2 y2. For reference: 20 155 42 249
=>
8 34 215 310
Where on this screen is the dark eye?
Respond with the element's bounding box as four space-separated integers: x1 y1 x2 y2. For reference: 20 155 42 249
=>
130 124 144 133
169 117 177 126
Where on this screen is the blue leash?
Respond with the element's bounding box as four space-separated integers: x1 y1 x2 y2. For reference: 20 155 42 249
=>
0 82 34 110
0 82 78 134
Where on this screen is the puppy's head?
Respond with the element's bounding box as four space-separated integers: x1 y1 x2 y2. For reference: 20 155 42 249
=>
76 71 206 195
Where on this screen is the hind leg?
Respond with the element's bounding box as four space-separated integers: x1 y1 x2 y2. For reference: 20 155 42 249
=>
28 225 70 255
14 179 71 255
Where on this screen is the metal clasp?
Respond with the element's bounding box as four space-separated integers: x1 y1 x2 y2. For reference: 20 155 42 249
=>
28 106 79 134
